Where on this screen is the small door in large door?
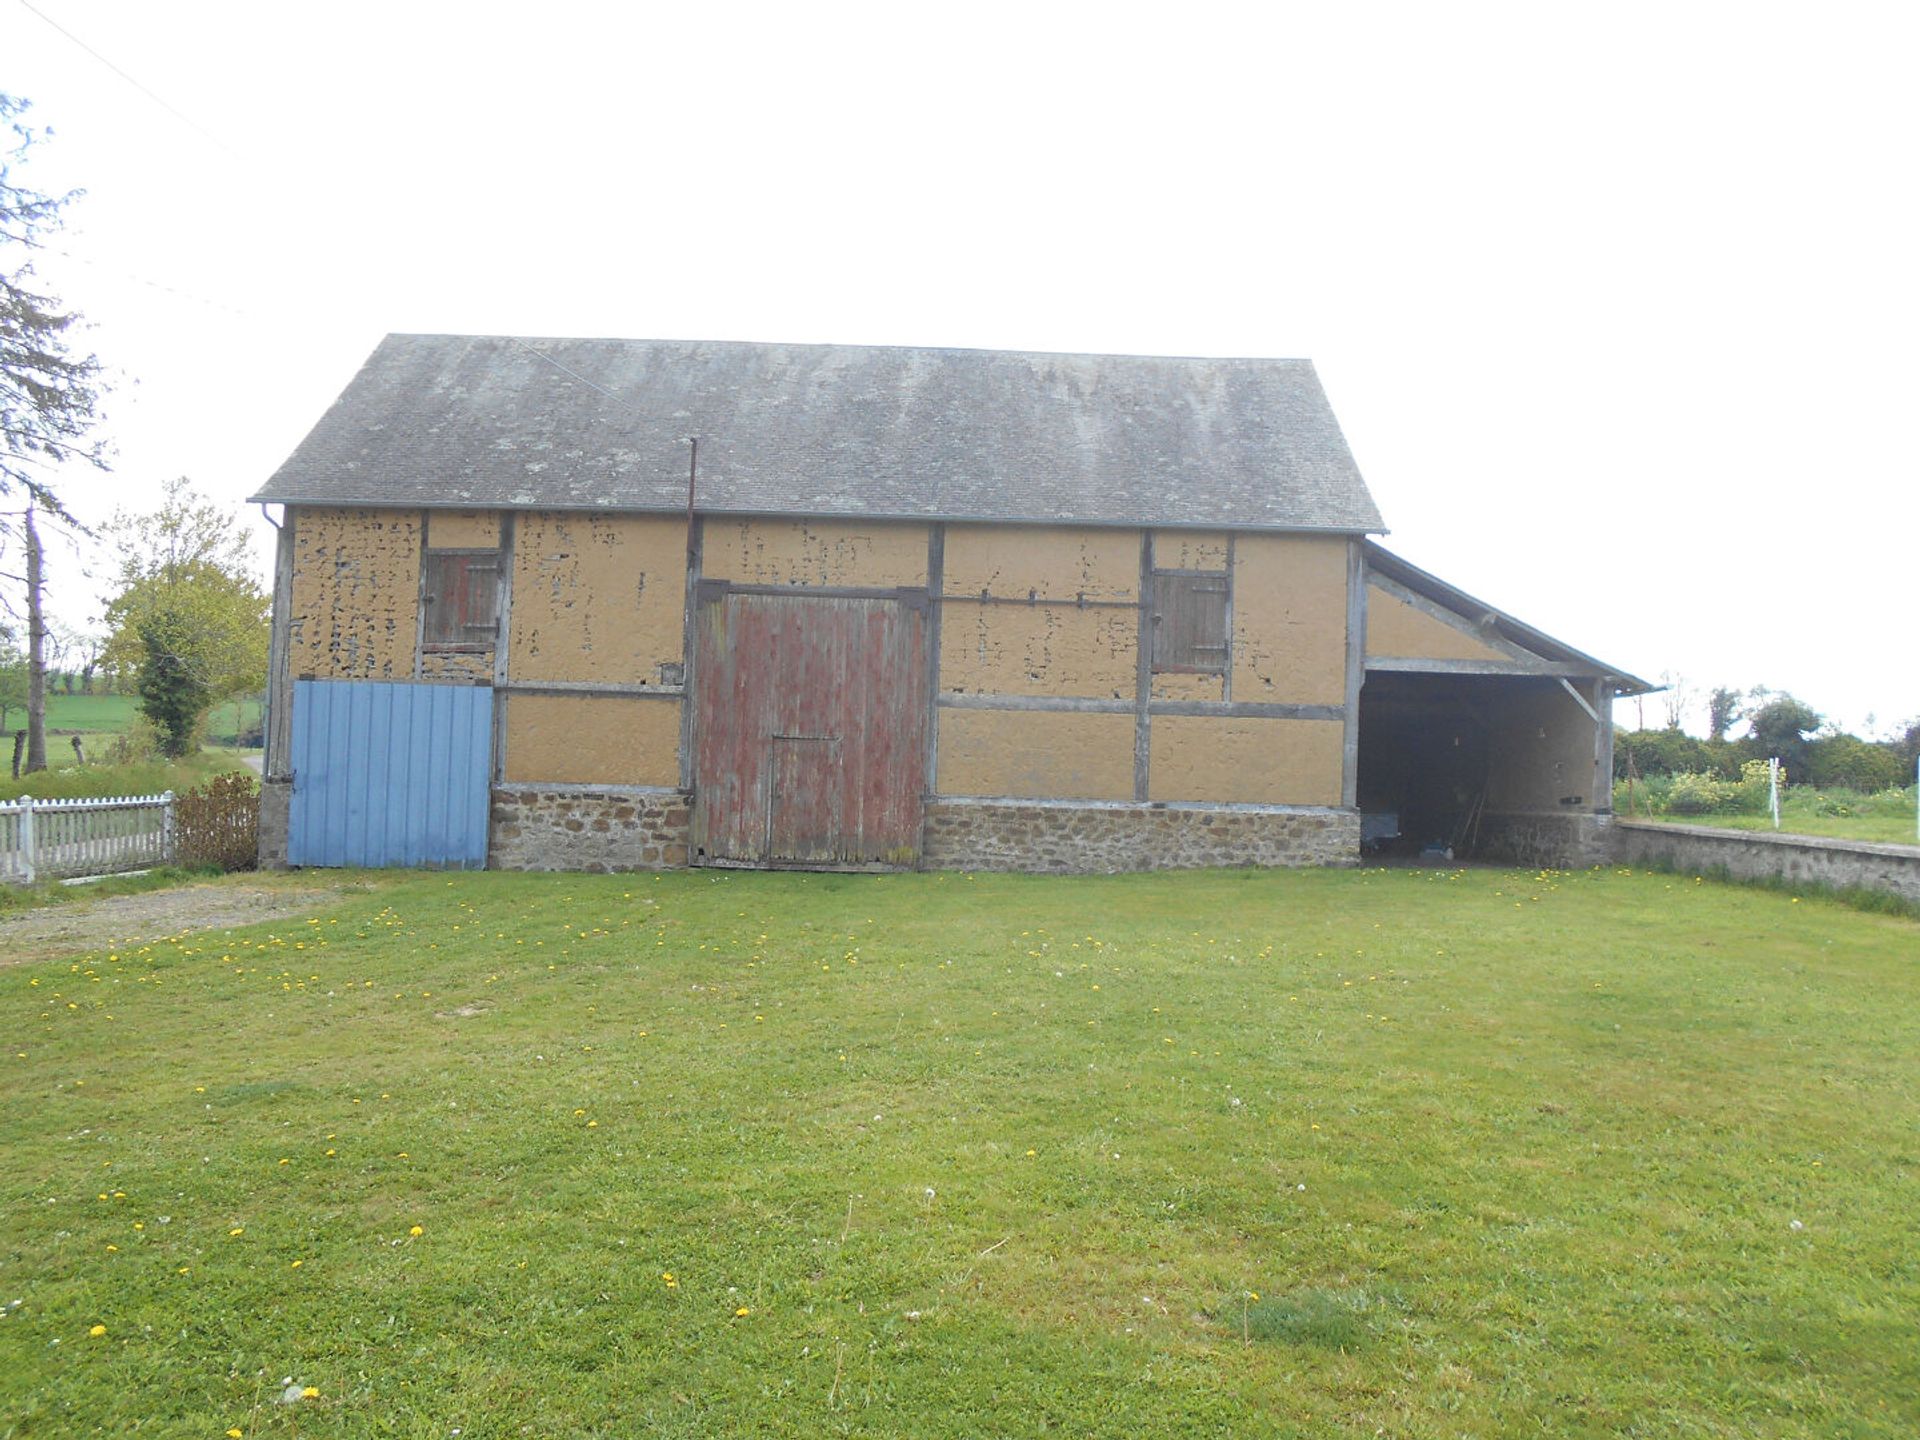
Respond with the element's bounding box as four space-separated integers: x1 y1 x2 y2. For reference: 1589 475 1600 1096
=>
691 586 928 870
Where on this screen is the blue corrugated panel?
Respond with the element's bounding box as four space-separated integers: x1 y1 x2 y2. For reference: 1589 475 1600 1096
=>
288 681 494 869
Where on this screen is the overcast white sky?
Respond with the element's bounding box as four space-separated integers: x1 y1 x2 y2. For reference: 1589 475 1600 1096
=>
6 1 1915 734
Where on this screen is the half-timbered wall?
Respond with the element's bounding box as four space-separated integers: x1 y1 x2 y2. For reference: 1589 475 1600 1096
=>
274 508 1365 864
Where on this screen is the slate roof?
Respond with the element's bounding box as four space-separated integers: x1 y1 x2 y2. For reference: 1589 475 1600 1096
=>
253 335 1385 533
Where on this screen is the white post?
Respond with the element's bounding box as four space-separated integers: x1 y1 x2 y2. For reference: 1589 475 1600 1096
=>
161 791 176 865
1768 757 1781 830
18 796 34 885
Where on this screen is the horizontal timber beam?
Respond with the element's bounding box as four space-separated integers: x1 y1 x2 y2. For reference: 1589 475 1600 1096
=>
938 692 1342 720
1365 657 1618 679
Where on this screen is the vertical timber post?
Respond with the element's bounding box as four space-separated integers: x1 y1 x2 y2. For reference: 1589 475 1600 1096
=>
1342 540 1366 811
924 523 944 809
678 438 702 796
1133 531 1153 803
490 512 516 794
18 796 34 885
1593 679 1615 815
264 513 296 781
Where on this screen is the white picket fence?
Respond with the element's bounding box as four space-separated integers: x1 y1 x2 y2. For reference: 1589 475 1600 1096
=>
0 792 175 885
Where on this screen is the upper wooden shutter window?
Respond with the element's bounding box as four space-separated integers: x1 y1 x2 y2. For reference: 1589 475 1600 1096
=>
423 551 500 649
1150 572 1229 673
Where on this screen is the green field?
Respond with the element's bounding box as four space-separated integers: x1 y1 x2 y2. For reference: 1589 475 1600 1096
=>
0 751 251 803
3 866 1917 1436
1617 783 1920 847
35 692 261 744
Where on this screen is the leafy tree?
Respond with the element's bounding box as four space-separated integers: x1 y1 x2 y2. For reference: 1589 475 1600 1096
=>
1889 718 1920 772
101 478 267 756
1706 686 1743 743
1745 692 1821 781
3 93 109 773
133 607 211 757
2 93 107 513
0 641 24 732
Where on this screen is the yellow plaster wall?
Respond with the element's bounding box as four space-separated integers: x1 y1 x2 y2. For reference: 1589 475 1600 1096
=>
943 524 1138 601
1150 671 1224 702
1365 584 1510 663
703 518 928 588
420 650 493 681
289 507 421 680
1152 530 1229 572
426 510 500 548
503 693 682 786
935 709 1135 800
1149 715 1344 805
1230 534 1348 705
509 512 688 684
939 600 1137 699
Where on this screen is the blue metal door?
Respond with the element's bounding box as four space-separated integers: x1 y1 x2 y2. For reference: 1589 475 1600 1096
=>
289 680 494 869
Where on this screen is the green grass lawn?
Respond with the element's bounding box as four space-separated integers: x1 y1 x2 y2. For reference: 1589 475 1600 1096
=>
1629 808 1920 846
3 866 1917 1437
0 750 251 802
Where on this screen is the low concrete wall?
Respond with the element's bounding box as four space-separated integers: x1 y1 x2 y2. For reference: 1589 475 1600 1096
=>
489 787 690 872
257 777 291 870
922 799 1359 874
1612 820 1920 904
1475 811 1614 868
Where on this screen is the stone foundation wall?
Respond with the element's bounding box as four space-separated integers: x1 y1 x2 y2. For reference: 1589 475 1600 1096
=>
1612 820 1920 904
922 799 1359 874
488 788 690 872
257 777 291 870
1473 811 1614 868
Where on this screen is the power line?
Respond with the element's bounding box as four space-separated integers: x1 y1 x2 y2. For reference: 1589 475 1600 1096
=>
16 0 243 160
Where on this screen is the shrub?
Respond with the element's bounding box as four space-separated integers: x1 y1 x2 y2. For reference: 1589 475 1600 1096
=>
174 771 259 871
1804 736 1906 793
1666 772 1730 814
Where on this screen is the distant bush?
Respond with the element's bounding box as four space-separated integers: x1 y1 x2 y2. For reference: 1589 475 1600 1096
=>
1804 736 1907 793
1614 729 1713 780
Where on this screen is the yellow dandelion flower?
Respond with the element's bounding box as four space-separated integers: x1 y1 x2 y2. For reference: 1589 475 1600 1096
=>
735 1306 751 1316
229 1227 244 1237
409 1225 424 1236
89 1323 106 1337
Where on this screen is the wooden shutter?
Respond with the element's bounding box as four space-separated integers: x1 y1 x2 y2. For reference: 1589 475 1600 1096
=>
423 552 500 648
1151 573 1229 673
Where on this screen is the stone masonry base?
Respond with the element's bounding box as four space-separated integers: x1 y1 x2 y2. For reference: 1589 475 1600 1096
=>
1473 811 1615 869
489 788 691 872
922 799 1360 874
257 776 291 870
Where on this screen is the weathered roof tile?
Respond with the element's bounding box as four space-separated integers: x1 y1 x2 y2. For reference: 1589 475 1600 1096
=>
254 334 1385 532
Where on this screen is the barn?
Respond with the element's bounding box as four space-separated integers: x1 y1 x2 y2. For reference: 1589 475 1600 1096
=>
250 335 1649 874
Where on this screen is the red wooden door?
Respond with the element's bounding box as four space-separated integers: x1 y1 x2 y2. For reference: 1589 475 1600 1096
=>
691 587 929 869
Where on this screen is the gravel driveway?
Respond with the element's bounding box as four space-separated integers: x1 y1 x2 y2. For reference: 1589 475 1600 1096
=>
0 878 349 966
